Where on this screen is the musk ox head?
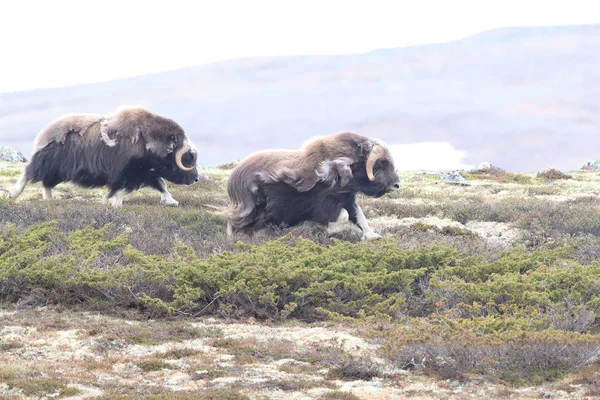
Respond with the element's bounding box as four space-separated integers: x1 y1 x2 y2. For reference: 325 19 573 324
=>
347 141 400 198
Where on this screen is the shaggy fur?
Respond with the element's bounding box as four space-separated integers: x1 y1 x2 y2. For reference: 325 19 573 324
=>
276 132 380 191
226 132 400 239
9 106 201 206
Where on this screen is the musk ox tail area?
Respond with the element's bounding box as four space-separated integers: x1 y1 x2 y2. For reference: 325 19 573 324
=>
224 164 264 234
8 171 29 199
8 145 66 199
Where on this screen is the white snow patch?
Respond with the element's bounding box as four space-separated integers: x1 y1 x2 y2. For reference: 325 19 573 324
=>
389 142 474 171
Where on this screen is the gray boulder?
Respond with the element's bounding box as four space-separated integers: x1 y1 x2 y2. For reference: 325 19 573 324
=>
437 171 466 182
0 146 27 162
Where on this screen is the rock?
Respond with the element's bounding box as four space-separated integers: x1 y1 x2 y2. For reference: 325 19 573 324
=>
0 146 27 162
437 171 465 182
580 160 600 172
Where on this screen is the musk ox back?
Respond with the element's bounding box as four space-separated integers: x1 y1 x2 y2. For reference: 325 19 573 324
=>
226 132 400 240
9 106 202 207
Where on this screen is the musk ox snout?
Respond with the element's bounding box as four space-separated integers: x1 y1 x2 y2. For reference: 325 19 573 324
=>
161 147 201 185
383 172 401 193
389 172 401 191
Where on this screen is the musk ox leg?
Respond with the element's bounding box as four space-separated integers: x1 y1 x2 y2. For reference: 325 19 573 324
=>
148 177 179 206
8 172 28 199
327 208 351 235
42 186 53 200
108 190 126 208
355 203 381 241
160 191 179 206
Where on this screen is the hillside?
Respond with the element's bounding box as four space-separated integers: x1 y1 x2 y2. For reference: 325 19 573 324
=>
2 24 600 171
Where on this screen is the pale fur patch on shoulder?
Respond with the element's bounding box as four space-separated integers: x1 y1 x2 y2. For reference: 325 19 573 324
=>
317 157 354 187
101 105 150 147
33 114 103 154
100 119 117 147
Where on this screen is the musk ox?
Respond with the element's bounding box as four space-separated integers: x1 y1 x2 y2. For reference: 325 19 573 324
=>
225 132 400 240
8 106 202 207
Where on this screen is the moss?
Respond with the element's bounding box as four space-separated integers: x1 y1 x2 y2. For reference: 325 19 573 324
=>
137 360 171 372
319 391 361 400
264 379 326 391
0 340 23 351
376 322 600 385
158 347 202 359
5 377 76 398
0 169 22 177
133 392 249 400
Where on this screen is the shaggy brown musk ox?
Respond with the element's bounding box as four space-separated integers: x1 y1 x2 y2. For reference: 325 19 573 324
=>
225 132 400 240
9 106 203 207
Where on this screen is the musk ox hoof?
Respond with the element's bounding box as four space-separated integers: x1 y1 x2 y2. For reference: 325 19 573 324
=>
8 186 19 199
362 232 382 241
161 198 179 206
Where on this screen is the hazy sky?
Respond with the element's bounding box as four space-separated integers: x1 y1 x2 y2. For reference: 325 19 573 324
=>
1 0 599 93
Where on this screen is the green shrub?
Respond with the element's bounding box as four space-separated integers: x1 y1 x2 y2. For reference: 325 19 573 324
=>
3 223 600 326
3 217 600 385
320 392 361 400
137 360 171 372
537 168 573 181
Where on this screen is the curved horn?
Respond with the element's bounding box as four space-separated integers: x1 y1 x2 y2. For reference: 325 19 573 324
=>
366 144 385 181
175 144 194 172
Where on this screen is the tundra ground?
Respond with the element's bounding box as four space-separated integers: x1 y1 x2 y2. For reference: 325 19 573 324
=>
2 161 600 399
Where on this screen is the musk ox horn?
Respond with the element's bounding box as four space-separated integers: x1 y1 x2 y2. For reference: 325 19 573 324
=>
175 144 194 172
366 144 385 181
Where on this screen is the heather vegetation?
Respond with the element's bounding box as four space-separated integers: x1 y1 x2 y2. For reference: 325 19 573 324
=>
3 161 600 398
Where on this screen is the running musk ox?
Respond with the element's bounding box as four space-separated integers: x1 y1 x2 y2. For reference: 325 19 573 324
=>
9 106 202 207
225 132 400 240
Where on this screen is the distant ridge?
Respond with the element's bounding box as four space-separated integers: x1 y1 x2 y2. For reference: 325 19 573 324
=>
2 23 600 171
